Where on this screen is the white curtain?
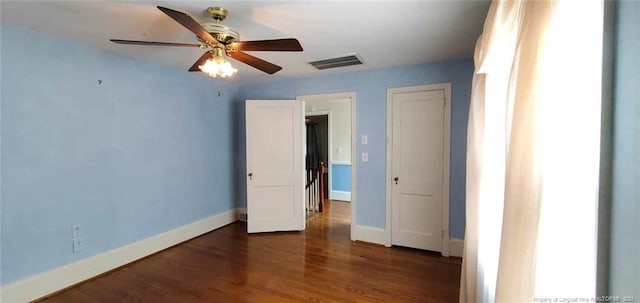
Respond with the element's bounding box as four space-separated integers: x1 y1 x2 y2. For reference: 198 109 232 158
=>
460 1 604 302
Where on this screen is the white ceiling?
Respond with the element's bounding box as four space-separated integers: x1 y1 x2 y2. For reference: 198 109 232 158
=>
0 0 489 84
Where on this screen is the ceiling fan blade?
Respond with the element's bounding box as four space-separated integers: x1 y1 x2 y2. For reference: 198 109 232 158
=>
188 52 213 72
228 51 282 74
110 39 201 47
157 6 218 46
230 39 303 52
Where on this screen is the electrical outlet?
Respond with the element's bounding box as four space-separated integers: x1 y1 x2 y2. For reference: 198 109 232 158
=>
361 135 368 145
72 224 82 238
73 237 83 253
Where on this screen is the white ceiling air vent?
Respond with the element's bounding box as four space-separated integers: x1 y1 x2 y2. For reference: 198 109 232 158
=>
308 53 364 70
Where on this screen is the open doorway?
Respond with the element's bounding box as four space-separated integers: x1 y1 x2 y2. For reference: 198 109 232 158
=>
305 114 329 199
304 113 327 218
299 93 355 237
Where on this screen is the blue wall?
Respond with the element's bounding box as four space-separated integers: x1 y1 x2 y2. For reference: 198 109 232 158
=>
331 164 351 192
0 24 238 285
610 1 640 297
235 60 473 238
1 20 473 286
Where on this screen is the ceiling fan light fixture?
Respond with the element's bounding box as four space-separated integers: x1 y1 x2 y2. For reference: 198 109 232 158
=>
199 48 238 78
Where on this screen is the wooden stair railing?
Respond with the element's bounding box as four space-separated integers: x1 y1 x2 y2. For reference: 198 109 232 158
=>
305 162 325 213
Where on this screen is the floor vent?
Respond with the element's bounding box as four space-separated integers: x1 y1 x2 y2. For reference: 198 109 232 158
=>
238 211 247 222
308 54 364 70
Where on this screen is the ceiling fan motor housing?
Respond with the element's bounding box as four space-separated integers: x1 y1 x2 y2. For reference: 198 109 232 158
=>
200 6 239 45
200 23 239 45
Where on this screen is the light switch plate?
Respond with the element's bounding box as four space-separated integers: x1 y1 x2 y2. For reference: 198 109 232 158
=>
362 153 368 162
361 135 368 145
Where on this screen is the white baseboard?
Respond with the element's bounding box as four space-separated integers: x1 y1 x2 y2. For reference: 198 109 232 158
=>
449 238 464 257
330 190 351 201
1 208 240 303
353 225 389 247
352 226 464 256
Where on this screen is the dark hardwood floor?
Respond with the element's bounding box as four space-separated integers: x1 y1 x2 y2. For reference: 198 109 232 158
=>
38 201 462 302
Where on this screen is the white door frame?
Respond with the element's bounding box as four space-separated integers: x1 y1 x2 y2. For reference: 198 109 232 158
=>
385 83 451 256
305 111 333 196
297 92 356 240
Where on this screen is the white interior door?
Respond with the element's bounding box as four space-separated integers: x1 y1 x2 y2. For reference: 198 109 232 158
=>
246 100 305 233
390 88 447 251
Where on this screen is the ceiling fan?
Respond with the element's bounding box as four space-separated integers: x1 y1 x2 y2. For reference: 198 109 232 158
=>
110 6 303 77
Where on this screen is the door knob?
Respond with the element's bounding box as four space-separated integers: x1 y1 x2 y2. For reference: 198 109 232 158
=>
248 172 253 180
394 177 399 185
